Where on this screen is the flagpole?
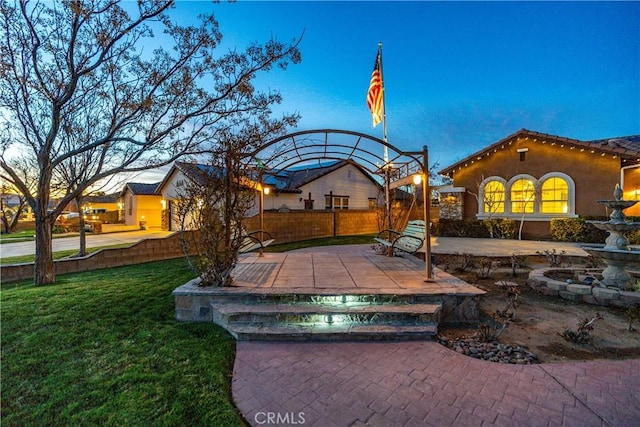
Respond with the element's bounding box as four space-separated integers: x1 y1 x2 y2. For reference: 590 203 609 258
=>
378 42 388 163
378 42 392 232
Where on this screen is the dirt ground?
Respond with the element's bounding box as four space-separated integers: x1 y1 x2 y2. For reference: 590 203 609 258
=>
438 264 640 364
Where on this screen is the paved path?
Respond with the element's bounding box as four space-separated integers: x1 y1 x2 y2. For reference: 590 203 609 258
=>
1 233 590 259
233 341 640 427
232 244 639 427
428 237 589 257
0 229 173 258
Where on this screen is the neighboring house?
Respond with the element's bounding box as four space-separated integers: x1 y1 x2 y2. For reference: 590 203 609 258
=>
438 129 640 238
156 160 384 231
155 162 208 231
120 182 162 228
82 193 120 214
262 160 383 212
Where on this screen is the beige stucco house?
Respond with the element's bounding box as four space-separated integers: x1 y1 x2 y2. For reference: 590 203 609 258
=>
120 182 163 228
438 129 640 238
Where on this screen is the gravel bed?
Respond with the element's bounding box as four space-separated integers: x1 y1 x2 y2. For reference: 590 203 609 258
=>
436 335 540 364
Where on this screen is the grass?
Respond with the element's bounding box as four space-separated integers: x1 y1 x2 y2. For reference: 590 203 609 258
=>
1 234 377 425
264 233 376 253
0 229 37 243
0 229 84 244
0 244 133 266
1 258 245 426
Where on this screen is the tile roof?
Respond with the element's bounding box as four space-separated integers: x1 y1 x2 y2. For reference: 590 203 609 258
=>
439 129 640 176
164 160 380 194
84 193 119 203
174 161 211 187
123 182 160 196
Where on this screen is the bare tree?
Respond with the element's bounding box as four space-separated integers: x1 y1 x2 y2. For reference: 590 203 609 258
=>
469 176 505 238
0 1 301 284
0 155 37 233
514 181 537 241
176 117 295 286
0 182 26 233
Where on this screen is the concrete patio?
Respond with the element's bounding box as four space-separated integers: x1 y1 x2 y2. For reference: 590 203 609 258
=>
173 246 485 341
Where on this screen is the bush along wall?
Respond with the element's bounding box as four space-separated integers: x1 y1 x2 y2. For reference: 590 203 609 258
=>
550 217 611 243
433 219 486 238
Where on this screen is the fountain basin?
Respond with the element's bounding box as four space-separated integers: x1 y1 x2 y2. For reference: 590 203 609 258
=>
588 221 640 232
596 200 638 210
581 245 640 263
581 245 640 290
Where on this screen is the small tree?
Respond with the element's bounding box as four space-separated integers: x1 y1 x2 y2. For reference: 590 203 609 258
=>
469 176 504 238
176 119 295 287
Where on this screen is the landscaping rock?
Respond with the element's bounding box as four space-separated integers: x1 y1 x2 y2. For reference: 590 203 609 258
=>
566 284 592 295
559 291 583 301
592 287 620 300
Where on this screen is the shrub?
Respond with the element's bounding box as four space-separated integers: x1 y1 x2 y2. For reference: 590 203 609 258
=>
440 252 475 273
436 219 490 238
550 218 588 242
550 218 608 243
560 313 604 343
536 249 568 267
496 218 517 239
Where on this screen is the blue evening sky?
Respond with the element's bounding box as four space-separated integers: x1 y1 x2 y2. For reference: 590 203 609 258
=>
147 1 639 181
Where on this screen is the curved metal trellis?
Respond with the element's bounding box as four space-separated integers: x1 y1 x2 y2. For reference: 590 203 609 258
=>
249 129 425 184
247 129 433 281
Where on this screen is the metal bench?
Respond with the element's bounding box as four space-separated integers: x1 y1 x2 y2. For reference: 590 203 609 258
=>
374 220 426 255
239 230 275 254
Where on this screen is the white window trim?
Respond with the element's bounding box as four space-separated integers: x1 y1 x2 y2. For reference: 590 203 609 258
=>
476 173 577 220
478 176 507 217
538 172 576 217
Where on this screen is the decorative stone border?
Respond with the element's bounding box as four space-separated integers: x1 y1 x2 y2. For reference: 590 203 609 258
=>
527 268 640 308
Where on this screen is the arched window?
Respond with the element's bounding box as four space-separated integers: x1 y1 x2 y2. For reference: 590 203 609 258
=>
511 178 535 213
541 177 569 214
483 180 505 214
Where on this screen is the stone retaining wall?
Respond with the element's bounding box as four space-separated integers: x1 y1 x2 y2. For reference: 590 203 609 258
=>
527 268 640 308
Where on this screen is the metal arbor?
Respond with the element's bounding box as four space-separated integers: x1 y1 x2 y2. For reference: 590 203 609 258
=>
248 129 433 280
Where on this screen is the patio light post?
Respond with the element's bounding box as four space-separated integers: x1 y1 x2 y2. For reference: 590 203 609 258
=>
422 145 433 282
259 176 270 257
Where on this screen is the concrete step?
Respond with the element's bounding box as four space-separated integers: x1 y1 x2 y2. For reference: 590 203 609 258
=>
207 291 444 305
211 302 442 328
229 323 439 341
211 301 442 341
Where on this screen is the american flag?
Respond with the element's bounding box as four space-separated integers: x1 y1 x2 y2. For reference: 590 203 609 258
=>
366 51 383 127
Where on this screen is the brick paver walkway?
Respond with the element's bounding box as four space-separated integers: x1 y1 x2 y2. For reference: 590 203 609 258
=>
233 341 640 426
231 244 639 426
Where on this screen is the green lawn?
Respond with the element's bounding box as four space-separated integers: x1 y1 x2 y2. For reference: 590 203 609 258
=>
1 258 245 426
265 234 376 252
0 229 37 243
0 244 133 266
1 234 377 425
0 229 82 244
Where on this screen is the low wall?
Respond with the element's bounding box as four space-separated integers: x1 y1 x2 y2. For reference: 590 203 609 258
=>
243 210 381 244
528 268 640 308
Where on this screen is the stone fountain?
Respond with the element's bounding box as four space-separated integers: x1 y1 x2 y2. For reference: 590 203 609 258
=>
582 184 640 290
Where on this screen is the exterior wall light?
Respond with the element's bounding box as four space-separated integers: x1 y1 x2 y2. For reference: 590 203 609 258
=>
263 187 270 195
